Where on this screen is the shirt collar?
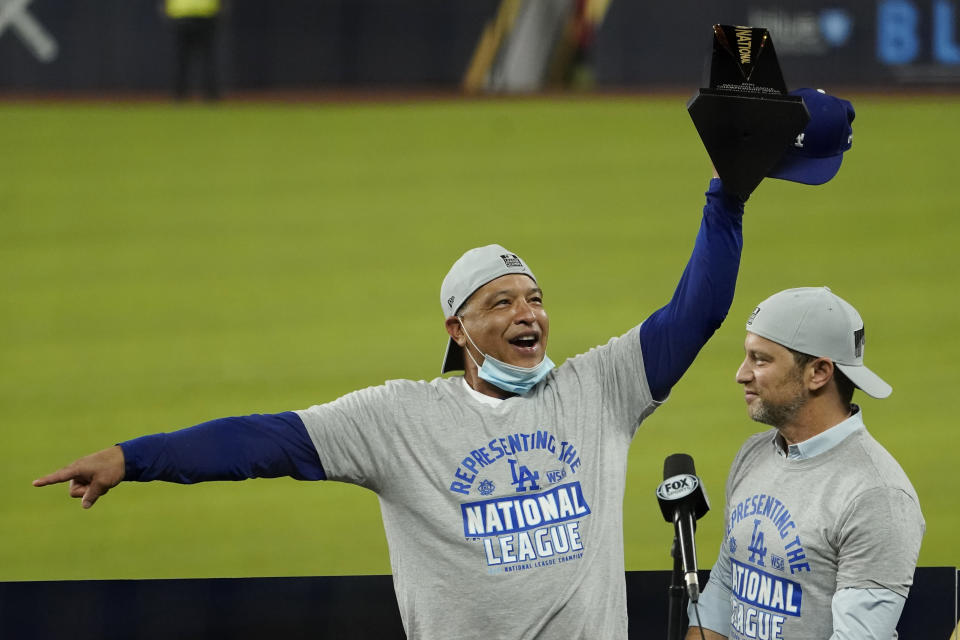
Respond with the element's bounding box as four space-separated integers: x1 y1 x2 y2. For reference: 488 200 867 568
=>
774 405 864 460
461 377 504 406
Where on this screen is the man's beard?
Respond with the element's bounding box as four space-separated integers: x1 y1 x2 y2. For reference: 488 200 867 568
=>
749 383 808 428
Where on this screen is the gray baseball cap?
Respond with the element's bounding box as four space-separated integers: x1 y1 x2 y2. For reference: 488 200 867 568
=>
745 287 892 399
439 244 537 373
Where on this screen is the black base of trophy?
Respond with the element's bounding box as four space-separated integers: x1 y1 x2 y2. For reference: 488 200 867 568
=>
688 90 810 200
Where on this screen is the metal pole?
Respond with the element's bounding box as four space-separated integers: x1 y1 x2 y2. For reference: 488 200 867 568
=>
666 537 687 640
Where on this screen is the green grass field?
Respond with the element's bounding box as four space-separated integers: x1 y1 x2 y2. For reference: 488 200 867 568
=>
2 95 958 581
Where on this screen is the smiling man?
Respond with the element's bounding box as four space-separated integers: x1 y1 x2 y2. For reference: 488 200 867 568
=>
440 249 553 398
687 287 924 640
35 173 746 639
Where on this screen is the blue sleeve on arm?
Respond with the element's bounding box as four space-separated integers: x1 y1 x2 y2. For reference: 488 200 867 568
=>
831 588 906 639
119 411 326 483
688 543 734 636
640 178 744 400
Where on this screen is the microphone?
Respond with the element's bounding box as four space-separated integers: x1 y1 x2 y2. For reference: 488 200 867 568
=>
656 453 710 603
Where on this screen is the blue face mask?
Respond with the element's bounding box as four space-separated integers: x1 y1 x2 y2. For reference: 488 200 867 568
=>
458 318 555 395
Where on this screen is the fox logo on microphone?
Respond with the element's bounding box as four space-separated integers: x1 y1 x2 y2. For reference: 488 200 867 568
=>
657 474 700 502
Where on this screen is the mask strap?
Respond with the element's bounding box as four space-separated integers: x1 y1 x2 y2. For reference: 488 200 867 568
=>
456 316 486 369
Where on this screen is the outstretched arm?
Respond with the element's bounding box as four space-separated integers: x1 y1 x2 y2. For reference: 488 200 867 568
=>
33 445 126 509
33 412 325 508
639 178 745 400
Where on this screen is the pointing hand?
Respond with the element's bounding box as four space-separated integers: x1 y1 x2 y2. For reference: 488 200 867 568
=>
33 445 126 509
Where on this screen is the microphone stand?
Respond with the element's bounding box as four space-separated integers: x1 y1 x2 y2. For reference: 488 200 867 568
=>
666 537 688 640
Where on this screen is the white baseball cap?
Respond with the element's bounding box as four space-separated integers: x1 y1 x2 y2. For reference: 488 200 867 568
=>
439 244 536 373
745 287 892 399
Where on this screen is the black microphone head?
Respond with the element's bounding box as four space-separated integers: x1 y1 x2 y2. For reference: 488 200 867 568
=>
656 453 710 523
663 453 696 479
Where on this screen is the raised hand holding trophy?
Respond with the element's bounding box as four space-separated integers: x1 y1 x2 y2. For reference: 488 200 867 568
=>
688 25 810 200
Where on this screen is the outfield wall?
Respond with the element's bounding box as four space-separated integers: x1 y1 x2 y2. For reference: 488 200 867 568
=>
1 568 956 638
0 0 501 91
1 0 959 92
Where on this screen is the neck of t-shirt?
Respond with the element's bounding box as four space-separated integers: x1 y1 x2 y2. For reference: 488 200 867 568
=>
461 377 505 406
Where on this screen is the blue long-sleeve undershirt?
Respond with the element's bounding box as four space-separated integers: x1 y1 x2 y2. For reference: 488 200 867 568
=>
640 178 744 400
121 412 326 482
120 178 743 484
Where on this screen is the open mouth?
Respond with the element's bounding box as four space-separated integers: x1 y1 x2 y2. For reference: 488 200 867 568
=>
509 334 539 349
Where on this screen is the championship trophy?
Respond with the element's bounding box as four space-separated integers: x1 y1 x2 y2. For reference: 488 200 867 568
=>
688 25 810 200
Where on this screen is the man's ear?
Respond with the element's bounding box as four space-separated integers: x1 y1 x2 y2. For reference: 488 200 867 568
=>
445 316 466 346
807 358 835 392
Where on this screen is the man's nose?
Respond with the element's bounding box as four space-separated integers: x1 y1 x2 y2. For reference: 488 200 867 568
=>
735 359 751 384
513 300 536 323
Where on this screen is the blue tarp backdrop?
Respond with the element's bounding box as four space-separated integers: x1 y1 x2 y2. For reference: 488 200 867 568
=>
597 0 960 88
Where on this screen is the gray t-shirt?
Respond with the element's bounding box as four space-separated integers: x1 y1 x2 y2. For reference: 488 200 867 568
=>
698 419 924 639
296 327 656 639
